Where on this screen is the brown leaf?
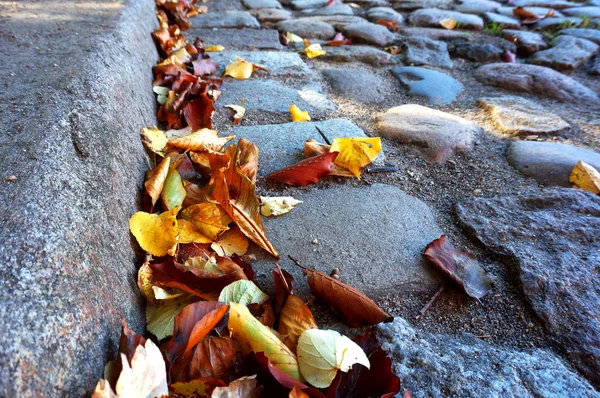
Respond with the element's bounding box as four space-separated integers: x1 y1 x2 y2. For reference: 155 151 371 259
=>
184 94 216 130
211 376 263 398
376 19 399 32
424 234 492 299
292 258 393 327
513 6 542 23
266 152 339 186
235 138 259 184
171 336 237 383
279 295 318 352
273 264 294 315
145 157 171 206
193 56 219 76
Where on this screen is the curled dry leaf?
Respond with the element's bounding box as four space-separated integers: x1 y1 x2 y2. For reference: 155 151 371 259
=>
286 32 304 43
324 32 352 47
327 328 400 398
167 128 235 152
141 127 168 155
376 19 399 32
211 375 263 398
192 56 219 76
224 104 246 124
290 386 311 398
570 160 600 195
184 94 217 131
279 295 318 352
224 57 270 79
304 139 354 178
293 258 393 327
384 46 401 55
228 302 301 381
129 207 179 257
424 234 492 299
512 6 542 23
439 18 457 29
205 44 225 52
330 137 382 180
183 336 237 381
211 226 250 256
290 104 311 122
305 43 326 59
170 378 227 397
266 152 339 186
145 156 171 206
273 265 294 315
180 203 230 241
218 280 269 305
235 138 259 184
297 329 369 389
260 196 303 217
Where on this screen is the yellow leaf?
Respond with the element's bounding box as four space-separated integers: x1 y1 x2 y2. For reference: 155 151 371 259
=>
168 128 235 152
92 339 168 398
260 196 303 217
141 127 168 155
279 295 318 352
185 254 222 275
129 208 179 257
219 280 269 305
172 47 192 63
145 157 171 206
289 104 311 122
570 160 600 194
228 302 301 381
161 167 186 210
439 18 457 29
178 219 213 244
211 226 249 256
157 54 186 68
205 44 225 52
305 43 326 59
137 255 155 301
286 32 304 43
329 137 382 179
297 329 369 389
224 57 255 80
180 203 229 241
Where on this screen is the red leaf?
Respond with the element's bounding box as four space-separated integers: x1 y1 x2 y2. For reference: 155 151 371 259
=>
266 152 339 186
325 33 352 47
171 336 237 383
192 56 219 76
326 328 400 398
325 0 336 6
424 234 492 299
184 94 215 130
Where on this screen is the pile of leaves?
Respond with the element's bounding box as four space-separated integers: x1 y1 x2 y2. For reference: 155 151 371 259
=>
92 0 401 397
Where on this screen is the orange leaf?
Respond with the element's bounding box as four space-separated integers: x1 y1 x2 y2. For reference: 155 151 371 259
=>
290 386 311 398
279 295 318 352
292 258 393 327
266 152 339 186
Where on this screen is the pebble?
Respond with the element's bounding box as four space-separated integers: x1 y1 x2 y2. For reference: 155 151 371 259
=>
501 29 548 56
409 8 485 30
276 18 336 39
510 0 581 9
391 66 463 104
454 0 502 15
193 11 261 29
477 96 570 136
527 35 599 71
322 68 387 103
376 104 477 162
366 7 406 24
391 0 453 11
475 63 600 103
561 28 600 45
252 8 293 22
242 0 282 9
341 22 396 46
318 45 398 66
402 36 453 68
290 0 329 10
455 42 503 62
483 12 521 29
563 6 600 18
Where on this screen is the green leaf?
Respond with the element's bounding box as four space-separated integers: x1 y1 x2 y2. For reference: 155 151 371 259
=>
146 298 192 340
161 167 186 210
219 280 268 305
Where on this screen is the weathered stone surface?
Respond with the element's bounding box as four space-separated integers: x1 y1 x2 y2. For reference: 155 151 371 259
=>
475 63 600 103
210 51 311 77
591 54 600 75
341 22 396 46
0 0 157 395
511 0 582 9
455 0 501 15
409 8 485 30
561 28 600 45
403 36 453 68
277 18 336 39
186 28 284 50
290 0 329 9
528 35 599 71
224 119 367 176
501 29 548 56
563 6 600 17
392 0 453 11
366 6 406 24
399 26 476 40
455 42 503 62
483 12 521 29
216 79 335 120
193 11 261 28
376 105 477 161
322 68 387 103
298 15 367 28
301 4 354 15
378 317 600 397
457 189 600 386
318 45 399 66
352 0 389 6
249 184 443 299
252 8 292 22
478 96 570 136
506 141 600 186
391 66 463 104
533 16 583 30
242 0 282 9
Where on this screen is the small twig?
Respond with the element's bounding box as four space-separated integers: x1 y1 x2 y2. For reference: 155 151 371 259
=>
274 263 291 293
416 285 445 320
315 126 332 145
288 255 306 269
366 166 399 173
